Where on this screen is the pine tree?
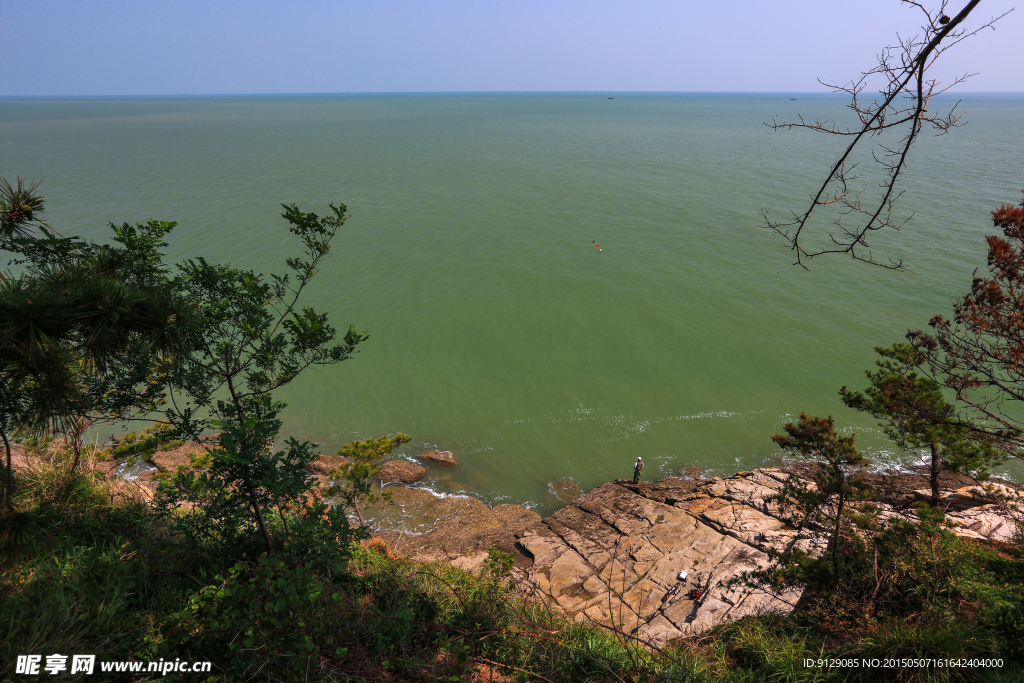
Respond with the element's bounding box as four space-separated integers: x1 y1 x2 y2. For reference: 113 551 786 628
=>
841 343 1001 504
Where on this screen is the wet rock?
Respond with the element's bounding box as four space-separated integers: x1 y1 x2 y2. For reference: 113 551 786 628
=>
679 466 700 480
136 463 161 482
374 487 542 567
417 450 457 466
379 460 426 484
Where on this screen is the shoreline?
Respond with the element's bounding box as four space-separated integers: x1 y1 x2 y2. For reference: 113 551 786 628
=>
373 466 1022 645
11 440 1021 643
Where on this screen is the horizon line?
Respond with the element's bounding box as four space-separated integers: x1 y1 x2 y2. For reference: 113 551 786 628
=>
3 89 1023 99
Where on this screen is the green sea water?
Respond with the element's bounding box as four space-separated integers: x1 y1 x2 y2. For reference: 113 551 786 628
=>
2 93 1022 510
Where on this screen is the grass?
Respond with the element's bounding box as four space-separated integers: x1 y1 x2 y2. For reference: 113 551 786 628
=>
329 544 715 682
1 457 1022 682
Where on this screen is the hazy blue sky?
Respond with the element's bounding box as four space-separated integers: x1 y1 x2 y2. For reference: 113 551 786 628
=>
2 0 1021 95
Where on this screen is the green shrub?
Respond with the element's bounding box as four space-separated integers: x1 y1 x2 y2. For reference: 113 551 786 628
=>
338 545 710 682
111 423 177 460
153 557 334 682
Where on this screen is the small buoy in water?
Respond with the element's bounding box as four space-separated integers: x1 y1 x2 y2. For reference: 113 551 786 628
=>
595 243 602 252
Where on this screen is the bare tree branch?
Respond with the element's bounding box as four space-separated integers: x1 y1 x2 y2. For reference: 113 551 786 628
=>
762 1 1011 269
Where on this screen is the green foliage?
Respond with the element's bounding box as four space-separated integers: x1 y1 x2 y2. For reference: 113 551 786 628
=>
737 480 1024 677
0 512 53 564
484 546 515 579
157 398 326 558
770 413 869 575
154 557 328 682
0 490 195 682
841 343 1002 502
340 544 711 682
327 433 410 525
909 193 1024 457
0 179 191 515
2 461 350 682
156 432 358 572
705 615 837 683
10 454 112 515
0 177 49 244
0 215 188 430
159 202 367 556
281 498 359 575
110 422 177 460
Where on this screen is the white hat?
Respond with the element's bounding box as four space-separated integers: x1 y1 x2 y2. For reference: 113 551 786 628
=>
637 457 642 460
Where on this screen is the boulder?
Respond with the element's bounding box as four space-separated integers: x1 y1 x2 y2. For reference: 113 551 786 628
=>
379 459 427 485
947 505 1018 543
417 449 457 466
308 454 349 475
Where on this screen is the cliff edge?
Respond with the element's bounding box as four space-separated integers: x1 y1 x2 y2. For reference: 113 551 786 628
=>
375 467 1020 646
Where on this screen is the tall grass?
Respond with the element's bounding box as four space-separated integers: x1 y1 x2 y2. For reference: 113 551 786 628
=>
329 544 715 682
0 460 196 681
2 457 1022 682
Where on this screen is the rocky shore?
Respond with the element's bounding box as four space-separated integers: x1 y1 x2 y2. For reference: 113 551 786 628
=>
374 467 1021 646
12 443 1020 646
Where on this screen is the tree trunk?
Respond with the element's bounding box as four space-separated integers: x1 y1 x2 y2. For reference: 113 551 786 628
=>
352 498 365 526
2 428 12 513
250 497 274 555
227 376 274 555
68 417 86 475
276 504 290 535
929 441 941 505
831 491 845 577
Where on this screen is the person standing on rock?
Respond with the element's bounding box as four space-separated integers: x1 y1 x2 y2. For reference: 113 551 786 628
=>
633 457 644 484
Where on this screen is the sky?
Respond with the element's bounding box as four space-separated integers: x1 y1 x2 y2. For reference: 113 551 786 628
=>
1 0 1021 96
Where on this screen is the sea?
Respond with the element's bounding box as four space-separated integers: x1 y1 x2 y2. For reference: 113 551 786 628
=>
2 92 1022 511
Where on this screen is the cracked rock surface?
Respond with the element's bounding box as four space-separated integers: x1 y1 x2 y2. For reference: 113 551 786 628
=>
374 468 1020 646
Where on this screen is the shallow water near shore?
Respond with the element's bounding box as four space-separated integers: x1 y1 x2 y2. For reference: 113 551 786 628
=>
3 93 1023 512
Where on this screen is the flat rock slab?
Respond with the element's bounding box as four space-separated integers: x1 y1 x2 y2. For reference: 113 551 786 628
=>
150 442 206 472
374 485 542 567
417 450 457 466
379 460 427 484
512 476 805 645
373 467 1020 647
